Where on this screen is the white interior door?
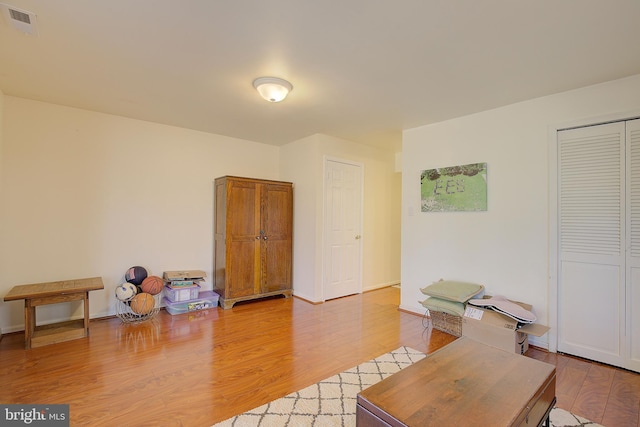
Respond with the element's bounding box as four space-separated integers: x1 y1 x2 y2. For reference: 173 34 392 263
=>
323 159 363 300
558 122 626 368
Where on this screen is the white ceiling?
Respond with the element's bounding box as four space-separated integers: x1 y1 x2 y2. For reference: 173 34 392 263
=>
1 1 639 152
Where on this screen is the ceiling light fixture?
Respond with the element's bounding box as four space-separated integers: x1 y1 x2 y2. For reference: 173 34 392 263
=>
253 77 293 102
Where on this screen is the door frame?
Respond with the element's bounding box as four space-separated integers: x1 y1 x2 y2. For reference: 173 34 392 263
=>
322 156 364 301
548 109 640 354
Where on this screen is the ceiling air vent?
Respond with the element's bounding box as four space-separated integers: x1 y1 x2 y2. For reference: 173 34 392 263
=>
0 3 38 35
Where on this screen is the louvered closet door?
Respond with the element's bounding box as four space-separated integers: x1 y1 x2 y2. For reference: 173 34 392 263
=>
558 122 626 368
627 118 640 372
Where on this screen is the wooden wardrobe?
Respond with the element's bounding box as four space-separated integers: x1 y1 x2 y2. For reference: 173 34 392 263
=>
214 176 293 309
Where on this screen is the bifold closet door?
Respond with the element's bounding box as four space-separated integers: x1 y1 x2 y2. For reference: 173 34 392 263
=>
558 122 626 368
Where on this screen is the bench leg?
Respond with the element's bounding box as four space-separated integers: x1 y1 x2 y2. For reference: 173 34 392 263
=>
84 291 90 337
24 300 35 350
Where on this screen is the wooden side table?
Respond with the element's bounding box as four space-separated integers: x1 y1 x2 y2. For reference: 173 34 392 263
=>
4 277 104 349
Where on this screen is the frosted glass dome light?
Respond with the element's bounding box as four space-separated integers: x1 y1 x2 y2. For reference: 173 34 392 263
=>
253 77 293 102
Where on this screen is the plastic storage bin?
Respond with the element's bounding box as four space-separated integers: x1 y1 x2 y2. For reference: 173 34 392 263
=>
164 284 200 302
164 291 219 315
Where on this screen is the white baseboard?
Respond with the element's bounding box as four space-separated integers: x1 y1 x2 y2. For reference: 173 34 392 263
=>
398 304 427 318
529 336 550 351
363 281 400 292
3 325 22 334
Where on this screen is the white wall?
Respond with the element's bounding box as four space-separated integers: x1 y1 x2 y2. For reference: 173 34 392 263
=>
0 97 280 332
281 133 401 302
401 74 640 349
0 89 4 336
280 135 322 302
0 89 4 205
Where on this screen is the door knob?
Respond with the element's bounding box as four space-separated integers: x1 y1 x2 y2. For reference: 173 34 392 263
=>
355 235 361 240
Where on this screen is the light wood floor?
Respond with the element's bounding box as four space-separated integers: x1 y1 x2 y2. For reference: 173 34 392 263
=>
1 287 638 426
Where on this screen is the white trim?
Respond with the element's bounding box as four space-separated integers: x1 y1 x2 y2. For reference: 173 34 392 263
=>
548 109 640 355
398 303 424 316
547 124 559 353
364 281 400 292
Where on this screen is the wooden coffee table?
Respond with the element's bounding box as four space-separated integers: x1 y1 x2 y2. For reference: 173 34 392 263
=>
357 337 556 426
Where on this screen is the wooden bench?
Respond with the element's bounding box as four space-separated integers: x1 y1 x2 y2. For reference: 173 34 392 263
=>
4 277 104 349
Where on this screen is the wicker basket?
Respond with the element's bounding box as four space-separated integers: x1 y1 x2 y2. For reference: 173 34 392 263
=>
429 310 462 337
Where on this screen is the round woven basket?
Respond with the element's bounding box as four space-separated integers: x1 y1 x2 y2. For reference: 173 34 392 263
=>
115 294 160 324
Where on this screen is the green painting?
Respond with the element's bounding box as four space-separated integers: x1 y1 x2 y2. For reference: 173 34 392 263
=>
420 163 487 212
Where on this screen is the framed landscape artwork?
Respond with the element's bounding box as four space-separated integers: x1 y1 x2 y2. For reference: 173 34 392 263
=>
420 162 487 212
